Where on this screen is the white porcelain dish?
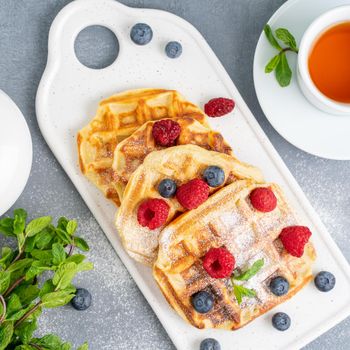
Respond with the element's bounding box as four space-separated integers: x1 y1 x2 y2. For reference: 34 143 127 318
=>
0 90 32 216
254 0 350 160
297 5 350 116
36 1 350 349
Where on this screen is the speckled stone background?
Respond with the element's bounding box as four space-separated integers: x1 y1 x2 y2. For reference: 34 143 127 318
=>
0 0 349 349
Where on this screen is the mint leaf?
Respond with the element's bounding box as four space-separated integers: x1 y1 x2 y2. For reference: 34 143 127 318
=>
41 290 75 308
56 228 72 245
62 344 72 350
15 345 37 350
25 261 53 281
0 247 14 269
77 342 89 350
264 24 282 50
0 271 11 294
13 209 27 235
57 217 69 230
0 217 15 237
234 259 264 281
66 220 78 235
0 321 14 350
14 319 38 344
25 216 52 237
64 284 77 295
233 285 256 305
31 334 66 348
24 237 36 253
14 284 40 306
17 232 25 251
275 28 298 52
39 280 55 298
275 52 292 87
30 249 53 264
52 243 66 266
52 262 77 290
74 237 89 252
7 306 30 321
7 259 33 273
65 254 85 264
265 54 280 73
34 229 53 250
6 293 22 317
76 262 93 272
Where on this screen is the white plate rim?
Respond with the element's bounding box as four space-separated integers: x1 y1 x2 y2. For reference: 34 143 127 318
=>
0 90 32 216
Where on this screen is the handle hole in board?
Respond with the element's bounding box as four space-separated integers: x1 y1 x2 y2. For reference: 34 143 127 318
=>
74 25 119 69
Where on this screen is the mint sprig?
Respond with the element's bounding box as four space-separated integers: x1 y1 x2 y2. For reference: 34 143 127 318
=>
264 25 298 87
0 209 92 350
230 259 264 305
233 285 256 305
234 258 264 281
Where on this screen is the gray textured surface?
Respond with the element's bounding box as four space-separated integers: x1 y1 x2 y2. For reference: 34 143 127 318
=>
0 0 349 349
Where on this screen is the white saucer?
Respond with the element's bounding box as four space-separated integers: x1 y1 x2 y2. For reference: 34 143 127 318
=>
253 0 350 160
0 90 32 216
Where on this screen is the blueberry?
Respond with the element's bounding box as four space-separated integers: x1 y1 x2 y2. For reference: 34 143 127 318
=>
165 41 182 58
272 312 291 331
191 291 214 314
158 179 177 198
314 271 336 292
200 338 221 350
269 276 289 296
203 166 225 187
130 23 153 45
71 288 92 311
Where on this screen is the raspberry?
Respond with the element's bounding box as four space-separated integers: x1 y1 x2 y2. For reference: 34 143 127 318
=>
279 226 312 257
176 179 209 209
249 187 277 212
203 247 235 279
204 97 235 117
152 119 181 146
137 198 169 230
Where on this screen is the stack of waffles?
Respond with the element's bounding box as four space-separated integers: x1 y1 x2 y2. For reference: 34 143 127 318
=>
77 88 316 330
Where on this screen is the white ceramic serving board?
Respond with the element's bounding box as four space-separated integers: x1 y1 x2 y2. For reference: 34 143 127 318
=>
36 1 350 349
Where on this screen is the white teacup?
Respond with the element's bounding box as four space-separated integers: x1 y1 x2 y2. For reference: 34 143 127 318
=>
297 5 350 116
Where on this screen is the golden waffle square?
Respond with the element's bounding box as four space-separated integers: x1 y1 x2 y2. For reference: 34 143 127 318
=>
112 116 232 201
115 145 264 265
154 180 316 330
77 88 208 205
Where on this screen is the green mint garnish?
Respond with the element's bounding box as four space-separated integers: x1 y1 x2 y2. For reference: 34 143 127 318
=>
233 285 256 305
263 25 299 87
230 259 264 305
234 258 264 281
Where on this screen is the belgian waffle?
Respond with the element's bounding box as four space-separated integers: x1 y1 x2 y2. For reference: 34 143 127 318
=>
154 180 316 330
77 88 208 205
112 116 232 201
115 145 264 265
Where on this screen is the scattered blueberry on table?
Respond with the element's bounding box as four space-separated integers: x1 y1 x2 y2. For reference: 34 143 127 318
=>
314 271 336 292
200 338 221 350
203 166 225 187
191 290 214 313
130 23 153 45
165 41 182 58
158 178 177 198
269 276 290 296
71 288 92 311
272 312 291 331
